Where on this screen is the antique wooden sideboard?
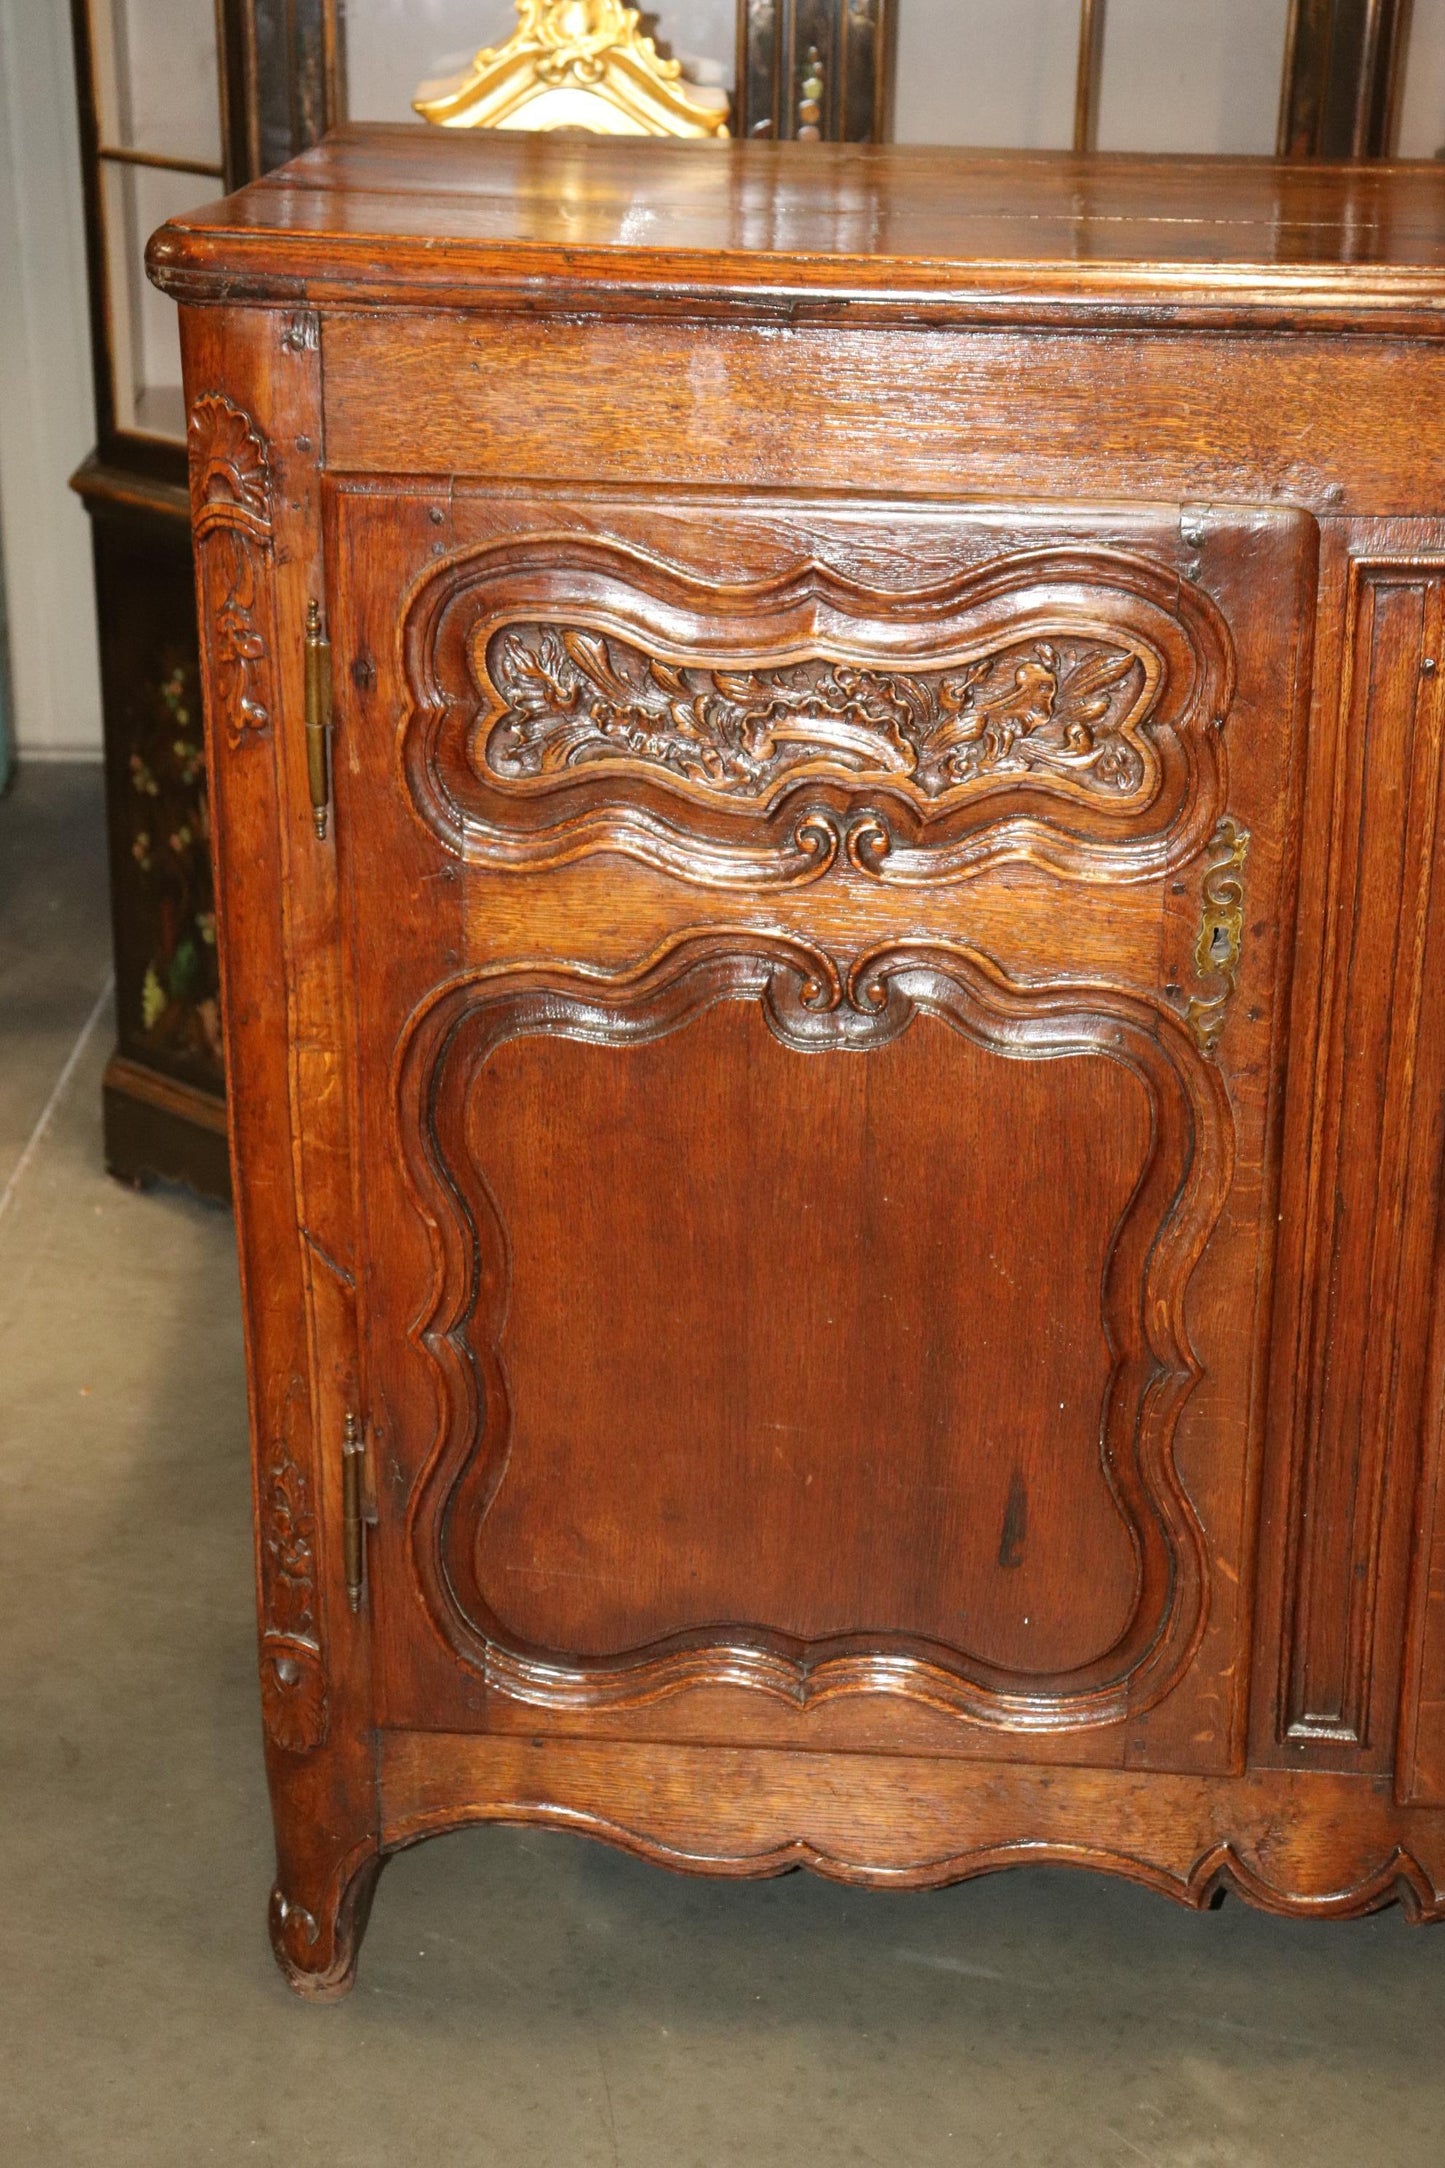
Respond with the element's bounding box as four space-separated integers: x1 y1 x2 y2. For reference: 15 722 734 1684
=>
149 128 1445 1997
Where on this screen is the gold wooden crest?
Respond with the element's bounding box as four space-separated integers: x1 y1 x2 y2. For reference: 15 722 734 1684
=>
413 1 731 138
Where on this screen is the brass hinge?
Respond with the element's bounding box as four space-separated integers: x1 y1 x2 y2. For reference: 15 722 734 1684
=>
342 1412 368 1612
304 599 334 840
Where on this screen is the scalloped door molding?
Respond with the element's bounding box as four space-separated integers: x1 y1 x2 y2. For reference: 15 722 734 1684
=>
393 933 1231 1732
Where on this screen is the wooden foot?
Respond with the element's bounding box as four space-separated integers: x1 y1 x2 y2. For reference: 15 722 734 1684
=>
268 1848 384 2002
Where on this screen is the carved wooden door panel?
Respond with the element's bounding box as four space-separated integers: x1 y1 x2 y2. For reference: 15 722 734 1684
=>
329 483 1315 1777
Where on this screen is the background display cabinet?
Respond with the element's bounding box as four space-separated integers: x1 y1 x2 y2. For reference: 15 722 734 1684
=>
69 0 343 1197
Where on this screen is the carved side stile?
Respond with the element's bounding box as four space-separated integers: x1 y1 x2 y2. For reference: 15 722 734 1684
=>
257 1443 328 1751
183 308 383 2000
189 393 277 751
188 386 336 1758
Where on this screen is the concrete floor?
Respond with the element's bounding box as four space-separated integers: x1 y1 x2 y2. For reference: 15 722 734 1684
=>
3 762 1445 2165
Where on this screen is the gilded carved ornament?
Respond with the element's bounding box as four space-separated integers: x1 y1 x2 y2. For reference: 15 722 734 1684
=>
413 1 731 138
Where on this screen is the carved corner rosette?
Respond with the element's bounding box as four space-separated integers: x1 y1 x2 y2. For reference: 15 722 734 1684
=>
400 540 1234 888
258 1441 329 1753
1185 817 1250 1056
188 392 277 752
394 933 1232 1733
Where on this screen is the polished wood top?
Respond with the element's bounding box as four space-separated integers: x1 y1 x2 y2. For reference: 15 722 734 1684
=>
149 122 1445 331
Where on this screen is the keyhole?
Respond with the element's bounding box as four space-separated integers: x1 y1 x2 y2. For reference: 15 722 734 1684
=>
1209 925 1232 965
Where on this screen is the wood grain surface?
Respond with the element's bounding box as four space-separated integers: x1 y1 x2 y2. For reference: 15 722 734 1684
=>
159 128 1445 1997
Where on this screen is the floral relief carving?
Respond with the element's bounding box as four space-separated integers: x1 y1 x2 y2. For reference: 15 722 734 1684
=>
213 543 273 747
188 392 276 751
262 1446 317 1639
399 535 1234 887
258 1443 328 1754
483 627 1152 806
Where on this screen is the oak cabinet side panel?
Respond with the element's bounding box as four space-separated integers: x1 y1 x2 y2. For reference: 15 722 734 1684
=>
181 303 380 1998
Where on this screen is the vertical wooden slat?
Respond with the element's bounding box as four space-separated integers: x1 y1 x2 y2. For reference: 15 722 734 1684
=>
734 0 779 139
1356 0 1414 156
221 0 347 184
1278 0 1332 158
1278 0 1413 159
1073 0 1107 155
734 0 895 143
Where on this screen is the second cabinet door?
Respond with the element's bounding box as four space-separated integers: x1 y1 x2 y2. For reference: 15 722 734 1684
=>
328 482 1315 1775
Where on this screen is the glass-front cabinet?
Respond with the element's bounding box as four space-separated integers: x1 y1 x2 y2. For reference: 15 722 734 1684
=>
81 0 226 447
334 1 1443 155
69 0 342 1199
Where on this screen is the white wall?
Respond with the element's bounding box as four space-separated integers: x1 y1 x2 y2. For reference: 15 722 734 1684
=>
894 0 1290 152
0 0 102 756
894 0 1077 148
1095 0 1289 155
345 0 518 117
1401 0 1445 157
107 0 224 162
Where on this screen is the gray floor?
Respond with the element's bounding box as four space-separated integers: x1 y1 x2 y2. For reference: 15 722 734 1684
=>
3 762 1444 2166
